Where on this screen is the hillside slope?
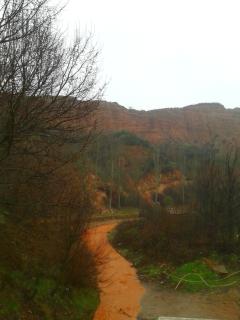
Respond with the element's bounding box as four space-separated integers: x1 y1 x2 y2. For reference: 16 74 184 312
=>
97 102 240 144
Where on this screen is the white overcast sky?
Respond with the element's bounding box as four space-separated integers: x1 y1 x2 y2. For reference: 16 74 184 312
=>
57 0 240 110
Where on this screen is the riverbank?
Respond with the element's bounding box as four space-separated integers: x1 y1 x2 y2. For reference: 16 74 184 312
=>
110 220 240 320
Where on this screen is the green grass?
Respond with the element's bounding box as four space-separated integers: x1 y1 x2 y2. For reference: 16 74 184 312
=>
170 261 218 291
72 288 99 319
94 207 139 221
0 207 8 224
107 228 116 242
0 266 99 320
118 247 144 267
110 222 240 293
112 207 139 216
0 291 21 318
170 260 240 292
139 264 167 280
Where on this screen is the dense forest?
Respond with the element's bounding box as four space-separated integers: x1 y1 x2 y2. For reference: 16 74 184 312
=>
109 135 240 292
87 129 240 258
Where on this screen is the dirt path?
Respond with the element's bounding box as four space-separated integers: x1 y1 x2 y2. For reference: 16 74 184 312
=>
138 282 240 320
85 222 145 320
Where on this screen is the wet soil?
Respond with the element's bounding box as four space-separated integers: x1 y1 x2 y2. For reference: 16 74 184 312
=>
138 282 240 320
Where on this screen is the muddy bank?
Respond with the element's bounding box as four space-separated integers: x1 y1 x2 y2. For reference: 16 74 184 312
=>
138 282 240 320
85 222 145 320
86 221 240 320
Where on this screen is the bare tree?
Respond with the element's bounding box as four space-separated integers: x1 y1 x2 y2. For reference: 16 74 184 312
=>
220 145 240 245
195 142 240 248
0 0 52 44
153 145 161 203
0 0 103 173
0 2 103 310
0 0 105 227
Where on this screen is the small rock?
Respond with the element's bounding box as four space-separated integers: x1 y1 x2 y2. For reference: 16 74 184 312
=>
203 258 228 275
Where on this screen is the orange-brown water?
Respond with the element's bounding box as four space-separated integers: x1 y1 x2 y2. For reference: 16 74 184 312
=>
85 222 145 320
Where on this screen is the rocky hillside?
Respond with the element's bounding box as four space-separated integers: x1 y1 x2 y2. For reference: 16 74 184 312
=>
97 101 240 144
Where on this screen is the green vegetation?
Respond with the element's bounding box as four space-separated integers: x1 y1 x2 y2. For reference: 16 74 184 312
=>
170 261 218 292
119 248 144 268
112 131 151 148
87 131 153 210
110 220 240 292
139 264 170 281
104 139 240 295
94 207 139 225
97 207 139 218
171 261 240 292
70 288 99 319
0 266 99 320
111 207 139 216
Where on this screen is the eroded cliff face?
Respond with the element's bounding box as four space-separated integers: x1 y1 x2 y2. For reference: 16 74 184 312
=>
97 101 240 144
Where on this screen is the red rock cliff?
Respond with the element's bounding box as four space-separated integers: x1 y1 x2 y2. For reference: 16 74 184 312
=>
96 101 240 144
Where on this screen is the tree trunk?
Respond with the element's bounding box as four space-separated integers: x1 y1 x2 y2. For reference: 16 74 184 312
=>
109 158 114 211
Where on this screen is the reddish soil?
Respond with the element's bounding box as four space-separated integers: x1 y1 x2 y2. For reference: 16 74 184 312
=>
97 101 240 144
85 222 145 320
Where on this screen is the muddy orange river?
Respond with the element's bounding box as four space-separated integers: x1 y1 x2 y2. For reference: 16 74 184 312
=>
85 222 145 320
